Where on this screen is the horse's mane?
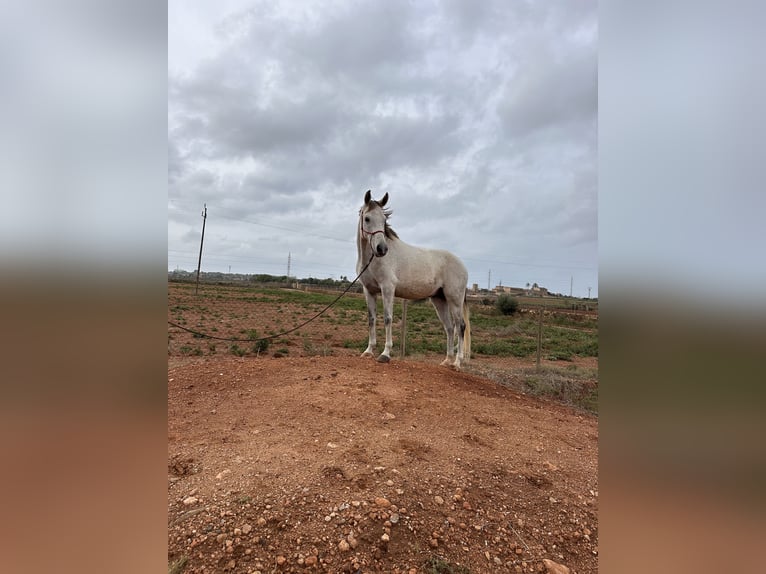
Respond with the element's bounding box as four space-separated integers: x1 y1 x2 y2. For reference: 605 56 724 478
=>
382 209 399 239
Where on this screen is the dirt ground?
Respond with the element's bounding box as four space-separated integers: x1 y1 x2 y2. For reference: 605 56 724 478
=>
168 352 598 574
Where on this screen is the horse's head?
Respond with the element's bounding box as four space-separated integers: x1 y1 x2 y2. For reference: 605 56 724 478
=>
360 189 391 257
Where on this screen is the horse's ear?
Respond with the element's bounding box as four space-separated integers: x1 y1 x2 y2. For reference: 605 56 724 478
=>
364 189 372 205
379 192 389 207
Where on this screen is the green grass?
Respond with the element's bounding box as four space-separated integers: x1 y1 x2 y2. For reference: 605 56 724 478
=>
470 307 598 360
171 283 597 360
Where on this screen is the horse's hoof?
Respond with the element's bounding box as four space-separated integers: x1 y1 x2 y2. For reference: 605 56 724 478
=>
361 351 374 358
376 354 391 363
440 358 451 367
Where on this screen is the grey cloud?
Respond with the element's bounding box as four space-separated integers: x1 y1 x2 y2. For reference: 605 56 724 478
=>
498 46 597 140
168 0 598 295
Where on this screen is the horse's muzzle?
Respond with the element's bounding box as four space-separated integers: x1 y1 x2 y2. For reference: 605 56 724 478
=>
375 243 388 257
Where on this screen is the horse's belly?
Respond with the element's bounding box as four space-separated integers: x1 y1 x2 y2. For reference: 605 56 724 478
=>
394 281 437 300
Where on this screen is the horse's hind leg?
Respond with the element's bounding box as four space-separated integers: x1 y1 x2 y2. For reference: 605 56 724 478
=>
451 302 467 370
361 288 377 358
431 296 455 368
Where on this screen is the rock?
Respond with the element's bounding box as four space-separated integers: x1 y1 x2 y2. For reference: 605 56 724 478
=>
542 559 571 574
257 517 266 527
223 559 235 571
338 539 350 552
276 555 287 566
327 442 338 449
242 524 252 534
182 496 198 505
383 412 396 420
347 534 358 549
215 469 231 480
429 537 438 548
305 556 317 566
389 513 400 524
434 495 445 505
381 533 390 542
374 497 391 507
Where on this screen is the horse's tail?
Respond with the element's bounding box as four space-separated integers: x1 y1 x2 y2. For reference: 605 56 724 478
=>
462 295 471 361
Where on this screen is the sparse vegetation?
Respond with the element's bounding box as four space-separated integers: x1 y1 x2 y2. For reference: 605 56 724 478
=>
179 345 202 356
168 281 597 409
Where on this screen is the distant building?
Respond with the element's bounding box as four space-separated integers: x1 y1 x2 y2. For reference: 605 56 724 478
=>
489 283 550 297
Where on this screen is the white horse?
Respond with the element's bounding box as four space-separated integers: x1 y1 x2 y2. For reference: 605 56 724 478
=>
356 190 471 370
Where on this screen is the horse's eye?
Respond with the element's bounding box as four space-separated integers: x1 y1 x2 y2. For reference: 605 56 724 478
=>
364 216 370 223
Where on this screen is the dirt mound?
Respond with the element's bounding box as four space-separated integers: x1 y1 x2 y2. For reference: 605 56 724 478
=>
168 356 598 573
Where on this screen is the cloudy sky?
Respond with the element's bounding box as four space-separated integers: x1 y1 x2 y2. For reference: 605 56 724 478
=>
169 0 597 297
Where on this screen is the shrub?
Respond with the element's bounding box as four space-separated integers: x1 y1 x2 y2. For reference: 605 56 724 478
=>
495 294 519 315
251 338 270 354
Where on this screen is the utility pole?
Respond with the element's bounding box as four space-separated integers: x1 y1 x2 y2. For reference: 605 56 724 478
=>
287 252 291 279
487 269 491 291
195 204 207 295
570 276 573 297
588 286 591 299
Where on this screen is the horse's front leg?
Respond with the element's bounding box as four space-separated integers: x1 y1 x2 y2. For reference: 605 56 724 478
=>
361 288 377 358
377 287 395 363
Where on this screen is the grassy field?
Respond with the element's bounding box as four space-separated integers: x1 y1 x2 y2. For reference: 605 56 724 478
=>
168 281 598 412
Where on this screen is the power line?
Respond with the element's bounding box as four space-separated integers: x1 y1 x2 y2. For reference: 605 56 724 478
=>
216 214 352 244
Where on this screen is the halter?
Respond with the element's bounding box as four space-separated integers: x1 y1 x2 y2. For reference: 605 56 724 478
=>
359 210 386 256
